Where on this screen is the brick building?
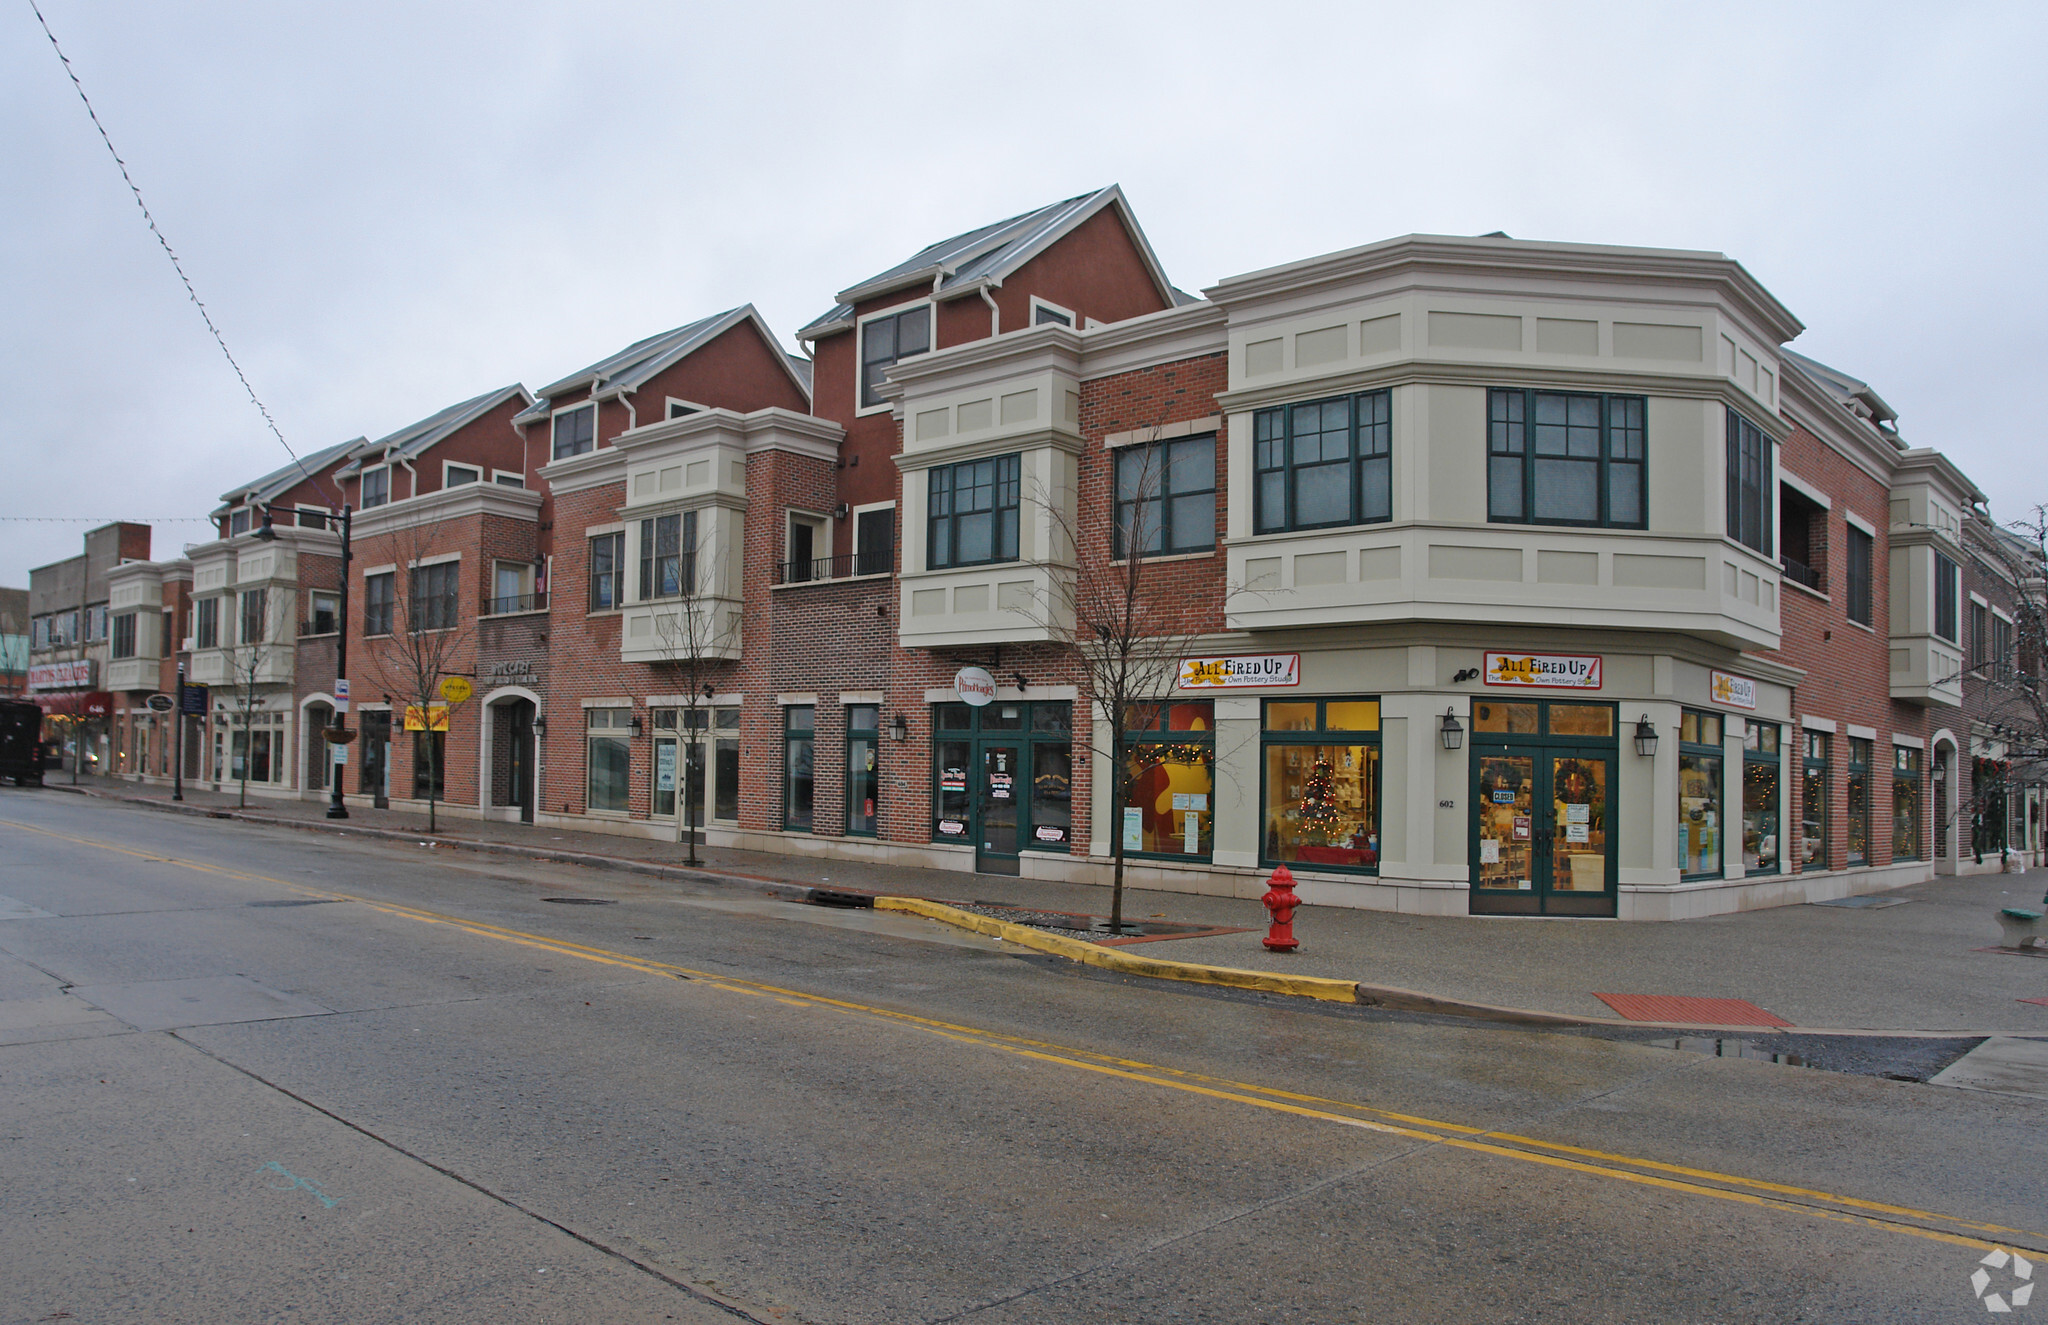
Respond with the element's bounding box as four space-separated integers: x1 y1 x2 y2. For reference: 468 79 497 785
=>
28 521 151 774
126 188 2028 917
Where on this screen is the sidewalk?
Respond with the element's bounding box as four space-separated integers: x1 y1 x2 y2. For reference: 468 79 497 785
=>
37 776 2048 1035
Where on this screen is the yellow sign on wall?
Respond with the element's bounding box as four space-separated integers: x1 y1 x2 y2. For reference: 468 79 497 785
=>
403 705 449 732
439 676 474 705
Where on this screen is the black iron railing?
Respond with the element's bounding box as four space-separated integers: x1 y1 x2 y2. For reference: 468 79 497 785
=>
481 591 548 616
1779 555 1824 593
772 553 891 585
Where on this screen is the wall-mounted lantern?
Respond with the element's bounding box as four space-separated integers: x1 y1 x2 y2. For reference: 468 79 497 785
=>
1634 714 1659 757
1439 708 1464 751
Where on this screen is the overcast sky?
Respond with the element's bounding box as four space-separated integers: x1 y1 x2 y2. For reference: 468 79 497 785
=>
5 1 2044 585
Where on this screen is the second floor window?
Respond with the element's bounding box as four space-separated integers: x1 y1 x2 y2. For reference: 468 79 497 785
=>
639 511 697 599
308 592 339 635
553 404 596 460
195 597 219 649
589 532 624 611
1254 393 1388 535
1726 410 1772 556
111 613 136 659
1993 613 2014 683
860 304 930 409
1845 524 1874 626
854 506 894 576
928 455 1019 570
410 562 459 631
364 572 395 637
1117 434 1217 556
1934 552 1958 643
238 589 267 645
1488 389 1646 529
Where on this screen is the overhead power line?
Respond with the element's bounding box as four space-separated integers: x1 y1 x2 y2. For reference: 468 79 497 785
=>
0 516 215 524
27 1 341 511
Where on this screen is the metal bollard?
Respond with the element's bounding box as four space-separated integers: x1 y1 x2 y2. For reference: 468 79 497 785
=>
1261 865 1301 952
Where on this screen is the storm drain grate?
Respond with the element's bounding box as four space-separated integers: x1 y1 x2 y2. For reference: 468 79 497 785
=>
542 897 617 905
1810 895 1912 909
1594 993 1793 1027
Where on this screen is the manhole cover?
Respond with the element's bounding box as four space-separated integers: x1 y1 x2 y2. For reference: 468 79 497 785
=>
542 897 616 905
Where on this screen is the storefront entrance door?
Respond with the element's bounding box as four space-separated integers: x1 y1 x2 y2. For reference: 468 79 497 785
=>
1472 747 1615 916
977 743 1023 875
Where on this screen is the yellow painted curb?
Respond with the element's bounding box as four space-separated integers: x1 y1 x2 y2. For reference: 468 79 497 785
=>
875 897 1359 1004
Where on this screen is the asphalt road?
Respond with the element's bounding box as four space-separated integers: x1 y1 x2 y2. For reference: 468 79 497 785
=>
1 789 2043 1324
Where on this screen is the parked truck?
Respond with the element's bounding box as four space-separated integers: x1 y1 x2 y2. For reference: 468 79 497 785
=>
0 700 45 787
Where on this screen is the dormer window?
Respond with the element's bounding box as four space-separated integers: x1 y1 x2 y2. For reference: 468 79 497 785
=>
361 466 390 509
229 508 251 537
859 304 930 409
553 403 596 459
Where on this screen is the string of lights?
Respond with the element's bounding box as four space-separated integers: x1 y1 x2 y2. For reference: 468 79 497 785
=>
27 0 342 512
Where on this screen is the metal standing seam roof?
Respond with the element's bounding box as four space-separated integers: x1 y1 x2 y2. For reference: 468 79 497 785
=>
795 185 1175 340
335 384 533 478
514 304 801 425
215 436 362 509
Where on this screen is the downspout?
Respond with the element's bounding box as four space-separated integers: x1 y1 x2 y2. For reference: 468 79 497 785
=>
397 457 418 501
979 283 1001 338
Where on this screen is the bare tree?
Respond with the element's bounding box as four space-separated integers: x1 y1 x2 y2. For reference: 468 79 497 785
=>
359 517 474 833
1034 437 1212 935
1962 505 2048 865
646 513 738 865
221 583 295 809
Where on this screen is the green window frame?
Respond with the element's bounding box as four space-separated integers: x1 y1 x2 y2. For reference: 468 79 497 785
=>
1253 391 1390 534
1742 721 1781 876
1892 746 1922 862
1934 553 1958 643
1260 697 1382 875
928 455 1020 569
1801 731 1829 871
846 704 879 837
1678 709 1724 880
1845 736 1871 866
1115 434 1217 557
1845 525 1874 626
1488 389 1646 529
784 705 815 832
1726 409 1772 556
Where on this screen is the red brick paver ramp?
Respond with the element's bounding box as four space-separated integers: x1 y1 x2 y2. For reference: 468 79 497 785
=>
1594 993 1793 1027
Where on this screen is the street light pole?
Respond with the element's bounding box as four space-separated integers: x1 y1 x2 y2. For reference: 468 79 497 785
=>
328 504 352 820
172 660 185 802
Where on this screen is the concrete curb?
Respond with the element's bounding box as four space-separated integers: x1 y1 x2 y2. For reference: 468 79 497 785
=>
875 897 1364 1003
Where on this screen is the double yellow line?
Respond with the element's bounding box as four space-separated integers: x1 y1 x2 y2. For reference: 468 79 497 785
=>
7 815 2042 1257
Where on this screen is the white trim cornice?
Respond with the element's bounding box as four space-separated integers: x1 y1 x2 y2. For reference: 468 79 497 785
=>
349 477 542 537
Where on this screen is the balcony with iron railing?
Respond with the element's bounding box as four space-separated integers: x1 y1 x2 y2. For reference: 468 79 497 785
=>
771 552 891 586
480 591 549 617
1779 554 1825 594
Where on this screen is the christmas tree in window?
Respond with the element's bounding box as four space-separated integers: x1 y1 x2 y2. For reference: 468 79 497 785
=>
1297 755 1342 845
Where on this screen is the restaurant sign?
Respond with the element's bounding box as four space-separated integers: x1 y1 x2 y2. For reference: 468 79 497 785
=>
1710 670 1758 710
1483 652 1603 690
1178 654 1301 689
28 659 93 692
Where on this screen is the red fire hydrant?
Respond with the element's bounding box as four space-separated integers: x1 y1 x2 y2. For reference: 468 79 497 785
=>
1261 865 1301 952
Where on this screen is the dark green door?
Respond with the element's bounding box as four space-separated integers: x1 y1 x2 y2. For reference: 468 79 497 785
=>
976 742 1024 875
1472 745 1615 916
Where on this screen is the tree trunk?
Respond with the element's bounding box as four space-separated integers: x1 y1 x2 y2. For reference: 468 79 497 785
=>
1109 730 1127 935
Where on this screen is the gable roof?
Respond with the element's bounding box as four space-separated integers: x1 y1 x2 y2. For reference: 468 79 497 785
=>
336 384 533 477
216 436 361 509
1781 349 1905 448
514 304 806 424
795 185 1176 341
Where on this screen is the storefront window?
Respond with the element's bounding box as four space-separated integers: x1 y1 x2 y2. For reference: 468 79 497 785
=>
1892 746 1922 861
1846 737 1871 865
713 708 740 821
1742 721 1780 875
1263 698 1380 873
1678 709 1723 878
847 705 879 836
1802 732 1828 869
785 705 814 832
1121 701 1214 860
929 701 1074 851
586 708 630 813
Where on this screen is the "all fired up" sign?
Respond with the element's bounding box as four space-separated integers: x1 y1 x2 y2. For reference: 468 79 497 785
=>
1483 652 1603 690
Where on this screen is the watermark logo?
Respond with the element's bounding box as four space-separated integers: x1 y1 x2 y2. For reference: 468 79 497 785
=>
1971 1248 2034 1313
